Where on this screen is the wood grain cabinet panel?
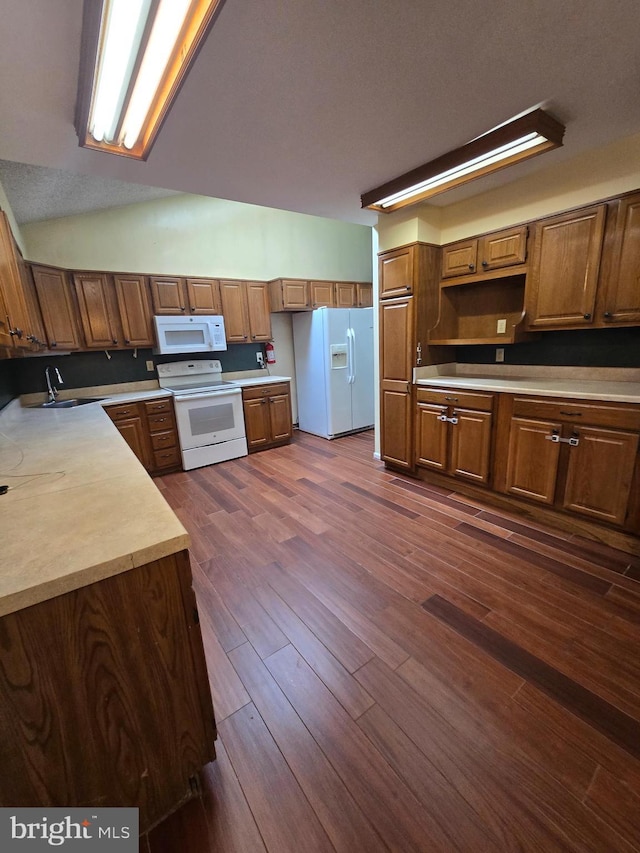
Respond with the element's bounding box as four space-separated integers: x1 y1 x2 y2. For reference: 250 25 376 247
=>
268 279 310 311
0 211 35 349
105 397 181 475
415 403 447 470
379 245 415 298
242 382 292 452
245 281 272 341
73 272 121 348
0 550 216 833
310 281 335 308
601 192 640 324
450 408 493 484
31 264 82 350
441 239 478 278
356 282 373 307
505 417 561 504
380 296 414 469
219 280 248 341
563 426 638 526
478 225 528 271
185 278 221 315
381 387 413 470
150 277 187 314
113 274 154 347
335 282 357 308
526 204 606 328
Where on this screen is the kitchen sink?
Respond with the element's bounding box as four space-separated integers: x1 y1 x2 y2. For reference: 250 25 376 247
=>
28 397 106 409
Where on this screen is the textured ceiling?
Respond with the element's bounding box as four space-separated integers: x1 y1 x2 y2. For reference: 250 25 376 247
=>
0 0 639 225
0 160 179 224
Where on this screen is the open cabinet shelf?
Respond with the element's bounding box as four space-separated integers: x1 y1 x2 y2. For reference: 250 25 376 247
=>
428 274 536 346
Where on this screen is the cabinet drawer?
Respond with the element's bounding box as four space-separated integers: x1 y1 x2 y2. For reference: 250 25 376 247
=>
512 396 640 430
153 446 181 470
416 387 494 412
242 383 289 401
147 412 176 432
104 402 141 422
151 430 177 451
144 398 172 416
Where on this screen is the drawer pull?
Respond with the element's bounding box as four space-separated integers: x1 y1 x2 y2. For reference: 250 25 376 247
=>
438 414 458 425
559 411 581 416
445 396 459 402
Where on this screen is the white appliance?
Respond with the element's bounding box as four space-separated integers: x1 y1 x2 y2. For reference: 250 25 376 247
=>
157 360 247 470
154 315 227 355
293 307 374 439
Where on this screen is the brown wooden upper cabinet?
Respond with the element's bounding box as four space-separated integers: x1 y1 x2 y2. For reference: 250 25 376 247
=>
150 276 220 315
309 280 334 308
335 281 357 308
356 282 373 307
31 265 82 350
0 211 37 350
113 274 155 347
269 279 311 311
441 225 528 279
525 204 606 329
601 191 640 325
73 272 122 348
220 280 271 342
379 244 415 298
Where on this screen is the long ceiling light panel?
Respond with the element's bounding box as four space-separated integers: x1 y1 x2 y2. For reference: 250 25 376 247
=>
361 109 565 213
76 0 225 160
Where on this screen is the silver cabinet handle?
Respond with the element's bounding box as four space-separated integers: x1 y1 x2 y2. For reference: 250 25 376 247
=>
438 414 458 424
545 433 580 446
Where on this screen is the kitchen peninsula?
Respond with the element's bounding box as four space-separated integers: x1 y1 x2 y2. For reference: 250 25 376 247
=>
0 397 216 832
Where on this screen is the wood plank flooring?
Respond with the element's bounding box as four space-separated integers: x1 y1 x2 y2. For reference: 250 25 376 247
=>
147 430 640 852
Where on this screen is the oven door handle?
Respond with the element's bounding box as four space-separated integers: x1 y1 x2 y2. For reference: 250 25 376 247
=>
174 390 240 403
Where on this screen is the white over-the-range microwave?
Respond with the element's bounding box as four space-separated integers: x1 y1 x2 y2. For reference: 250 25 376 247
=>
153 315 227 355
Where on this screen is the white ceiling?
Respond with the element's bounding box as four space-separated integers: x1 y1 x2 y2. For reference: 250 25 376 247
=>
0 0 639 226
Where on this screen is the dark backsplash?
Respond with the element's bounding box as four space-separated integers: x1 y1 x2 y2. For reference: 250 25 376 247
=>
0 359 17 411
11 343 265 396
456 327 640 367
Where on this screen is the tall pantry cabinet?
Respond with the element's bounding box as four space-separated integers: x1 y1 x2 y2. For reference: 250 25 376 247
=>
378 242 444 470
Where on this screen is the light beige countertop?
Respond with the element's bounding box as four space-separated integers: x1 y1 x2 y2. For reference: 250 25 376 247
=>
414 364 640 404
0 397 189 618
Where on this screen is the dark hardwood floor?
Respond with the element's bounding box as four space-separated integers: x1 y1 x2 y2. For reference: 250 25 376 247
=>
146 429 640 852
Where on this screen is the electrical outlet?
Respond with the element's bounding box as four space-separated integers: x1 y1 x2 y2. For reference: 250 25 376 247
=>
495 348 505 363
496 318 507 334
146 360 154 371
256 352 264 367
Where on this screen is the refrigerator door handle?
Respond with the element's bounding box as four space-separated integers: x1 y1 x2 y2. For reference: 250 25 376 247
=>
349 326 356 384
346 327 353 384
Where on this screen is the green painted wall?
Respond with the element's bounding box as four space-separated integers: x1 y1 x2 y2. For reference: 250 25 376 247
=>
21 193 373 281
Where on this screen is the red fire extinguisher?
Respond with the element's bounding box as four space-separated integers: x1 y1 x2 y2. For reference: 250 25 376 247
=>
265 341 276 364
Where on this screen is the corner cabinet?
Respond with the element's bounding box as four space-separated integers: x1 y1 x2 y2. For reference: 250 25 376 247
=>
378 243 443 470
31 264 82 350
242 382 293 452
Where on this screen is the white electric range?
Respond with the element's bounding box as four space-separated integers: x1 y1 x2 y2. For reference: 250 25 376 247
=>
157 360 247 470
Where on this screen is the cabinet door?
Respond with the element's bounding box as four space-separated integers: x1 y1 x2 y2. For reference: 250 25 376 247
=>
380 296 414 468
526 205 606 328
185 278 221 315
415 403 448 471
0 211 32 349
31 265 81 350
113 415 151 470
269 391 293 442
219 280 249 342
245 281 271 341
602 193 640 324
243 397 271 450
356 283 373 307
310 281 335 308
381 388 413 469
113 275 154 347
379 245 414 298
73 273 120 348
478 225 527 271
563 426 639 526
280 280 310 309
150 277 186 314
441 239 478 278
505 417 561 504
335 282 357 308
450 408 492 484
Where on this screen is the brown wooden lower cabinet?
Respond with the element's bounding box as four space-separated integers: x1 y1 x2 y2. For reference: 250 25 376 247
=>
412 387 640 548
0 550 216 833
242 382 293 452
105 397 181 475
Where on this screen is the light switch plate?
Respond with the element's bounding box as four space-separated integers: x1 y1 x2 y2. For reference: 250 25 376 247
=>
496 318 507 334
495 348 505 363
146 360 154 371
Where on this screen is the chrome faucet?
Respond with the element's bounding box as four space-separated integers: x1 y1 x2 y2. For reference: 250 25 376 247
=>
45 366 63 403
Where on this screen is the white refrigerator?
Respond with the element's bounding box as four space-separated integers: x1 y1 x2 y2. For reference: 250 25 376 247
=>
293 307 374 439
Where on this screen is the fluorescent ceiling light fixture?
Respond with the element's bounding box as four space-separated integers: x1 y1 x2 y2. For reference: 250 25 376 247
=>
361 109 565 213
76 0 226 160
